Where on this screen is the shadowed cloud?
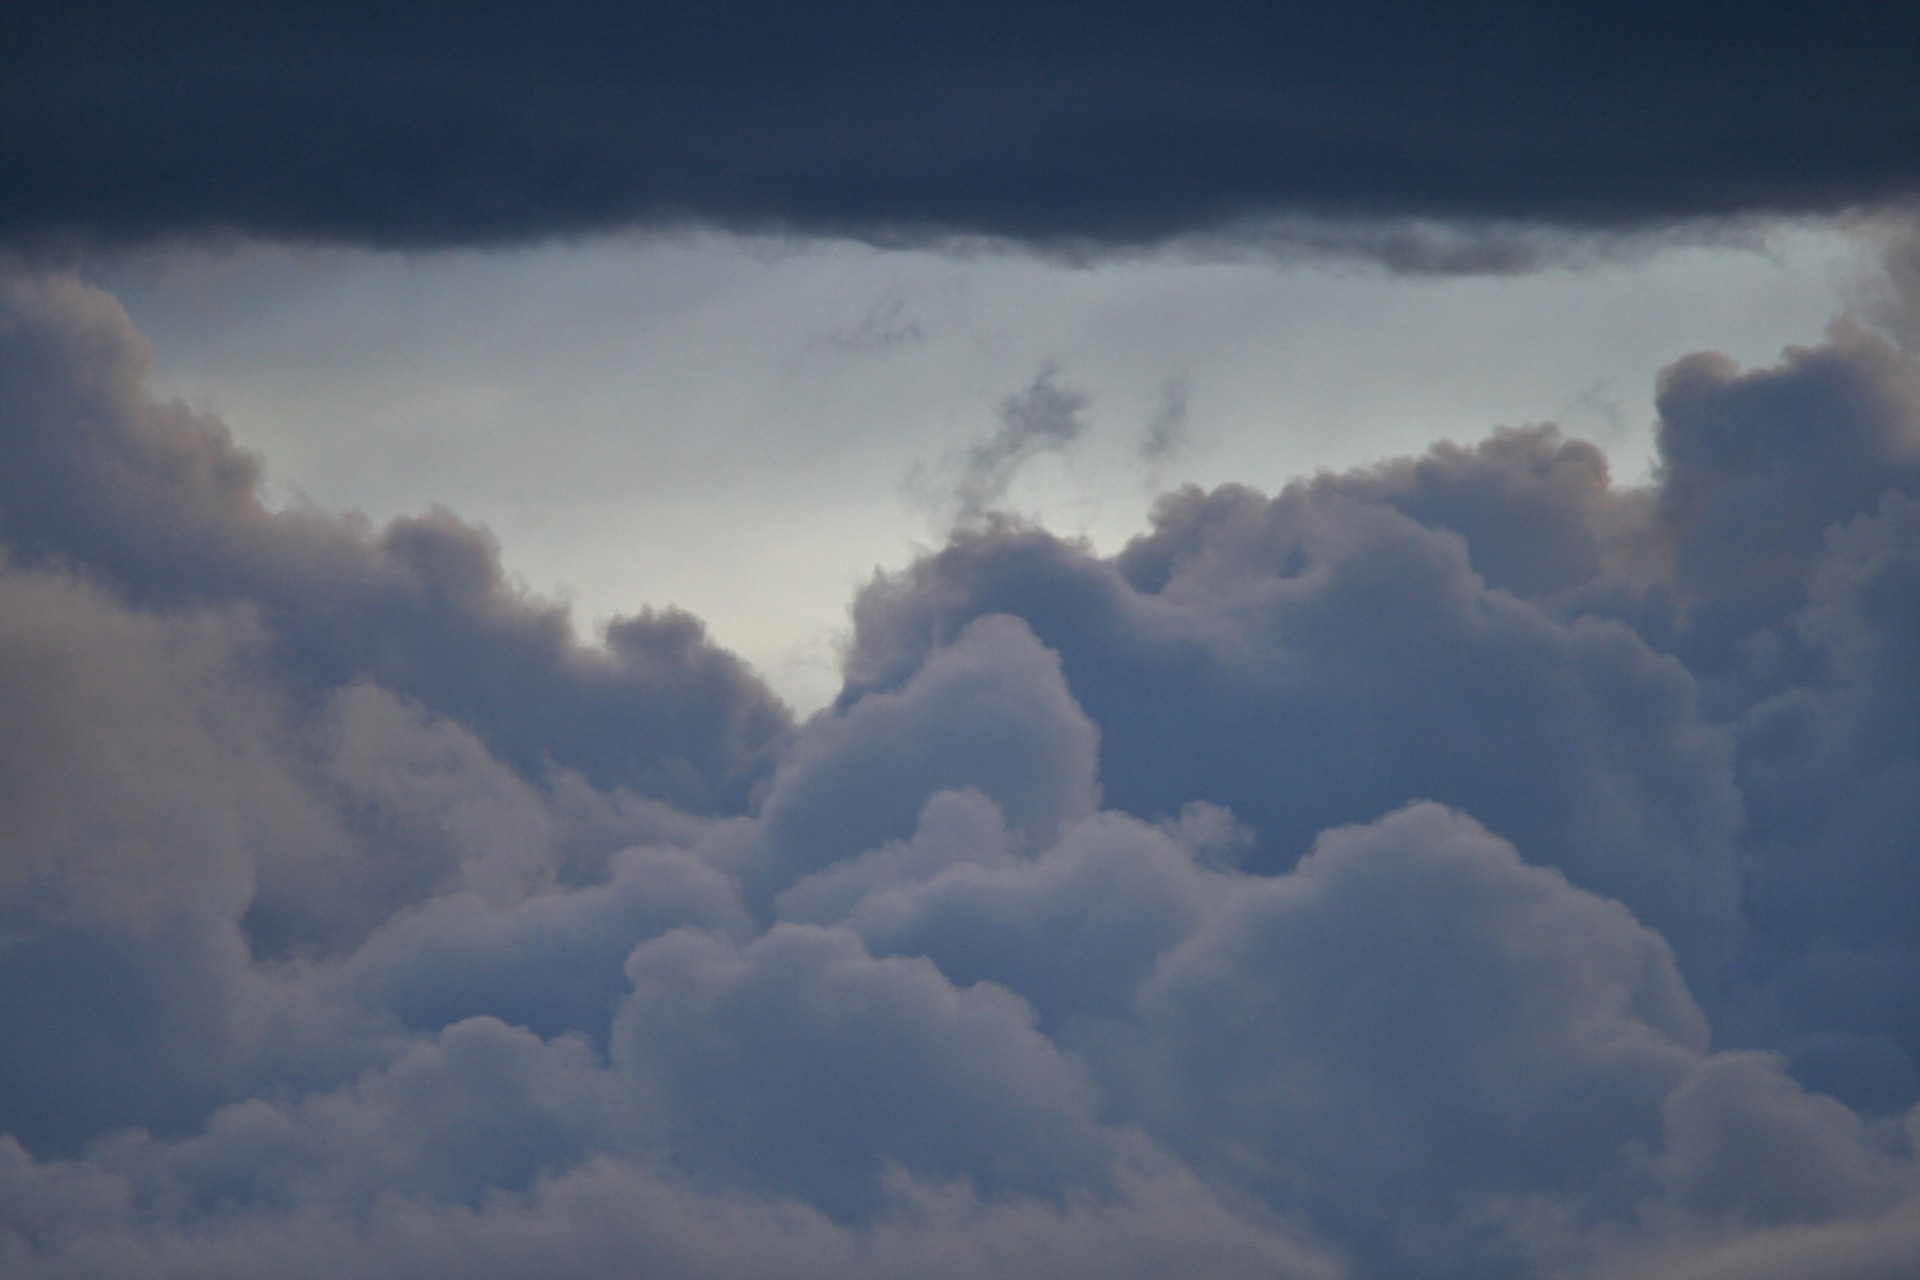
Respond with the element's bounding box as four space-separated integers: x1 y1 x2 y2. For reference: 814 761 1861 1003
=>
4 4 1920 259
4 229 1920 1277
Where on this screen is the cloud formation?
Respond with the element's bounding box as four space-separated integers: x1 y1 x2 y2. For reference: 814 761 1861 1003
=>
3 267 1920 1278
0 276 791 814
909 364 1095 528
5 4 1920 256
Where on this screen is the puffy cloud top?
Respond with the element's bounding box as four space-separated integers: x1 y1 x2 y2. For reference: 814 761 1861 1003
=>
4 269 1920 1277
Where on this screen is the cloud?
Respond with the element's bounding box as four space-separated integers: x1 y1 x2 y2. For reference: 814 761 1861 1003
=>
1137 377 1190 471
6 259 1920 1277
0 1141 1345 1280
6 6 1920 257
1114 803 1711 1271
609 922 1129 1217
847 440 1749 989
784 801 1231 1028
908 364 1094 528
0 276 792 812
1649 324 1920 671
819 285 929 354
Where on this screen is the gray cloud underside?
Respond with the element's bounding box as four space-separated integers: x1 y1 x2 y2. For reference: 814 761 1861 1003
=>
3 265 1920 1278
4 4 1920 260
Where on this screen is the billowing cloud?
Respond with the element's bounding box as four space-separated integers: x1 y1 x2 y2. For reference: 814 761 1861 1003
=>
846 435 1749 987
4 6 1920 257
0 275 792 812
4 264 1920 1279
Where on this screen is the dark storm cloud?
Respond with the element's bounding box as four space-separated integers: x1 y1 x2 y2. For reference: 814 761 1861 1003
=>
7 259 1920 1278
4 3 1920 255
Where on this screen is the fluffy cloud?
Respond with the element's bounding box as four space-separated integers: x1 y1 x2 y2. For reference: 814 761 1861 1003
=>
738 613 1101 907
4 267 1920 1278
842 441 1746 987
0 276 791 811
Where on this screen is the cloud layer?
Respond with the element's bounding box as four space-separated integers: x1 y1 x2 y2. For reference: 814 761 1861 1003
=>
3 268 1920 1278
6 4 1920 255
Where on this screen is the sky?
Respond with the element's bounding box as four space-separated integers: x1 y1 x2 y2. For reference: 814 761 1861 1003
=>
88 224 1862 709
5 6 1920 1279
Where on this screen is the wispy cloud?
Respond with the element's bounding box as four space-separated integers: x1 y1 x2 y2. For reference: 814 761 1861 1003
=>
906 362 1093 528
1139 376 1191 472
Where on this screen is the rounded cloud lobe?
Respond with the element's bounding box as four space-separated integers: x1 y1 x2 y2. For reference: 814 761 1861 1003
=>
3 273 1920 1278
